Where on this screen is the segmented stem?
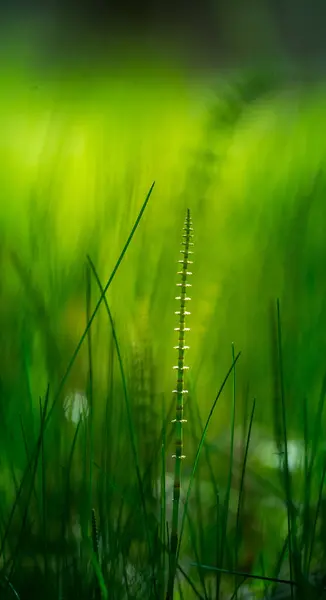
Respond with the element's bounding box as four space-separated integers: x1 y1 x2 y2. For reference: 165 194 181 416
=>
166 208 193 600
91 508 101 600
91 508 100 562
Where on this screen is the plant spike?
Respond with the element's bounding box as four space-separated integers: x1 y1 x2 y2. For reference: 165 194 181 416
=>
166 208 194 600
91 507 100 563
91 507 101 600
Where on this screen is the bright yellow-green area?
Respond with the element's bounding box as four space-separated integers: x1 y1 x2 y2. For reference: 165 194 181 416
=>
0 55 205 391
1 54 326 441
0 60 202 248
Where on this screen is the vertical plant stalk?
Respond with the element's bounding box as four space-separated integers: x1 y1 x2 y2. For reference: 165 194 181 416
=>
166 209 194 600
91 508 102 600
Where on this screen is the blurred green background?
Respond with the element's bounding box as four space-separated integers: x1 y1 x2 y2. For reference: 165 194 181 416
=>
1 45 326 431
1 15 326 597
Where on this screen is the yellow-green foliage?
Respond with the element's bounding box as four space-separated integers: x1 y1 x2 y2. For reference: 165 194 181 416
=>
1 53 326 439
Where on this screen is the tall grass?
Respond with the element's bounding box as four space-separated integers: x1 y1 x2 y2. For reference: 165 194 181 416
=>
1 67 326 599
1 194 325 599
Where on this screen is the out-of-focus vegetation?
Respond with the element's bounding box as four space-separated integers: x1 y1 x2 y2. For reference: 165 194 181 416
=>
1 45 326 598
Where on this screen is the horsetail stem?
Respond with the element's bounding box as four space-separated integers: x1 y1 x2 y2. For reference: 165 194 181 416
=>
166 208 194 600
91 508 101 600
91 508 100 564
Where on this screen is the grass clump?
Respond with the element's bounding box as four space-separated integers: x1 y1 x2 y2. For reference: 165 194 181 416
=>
2 69 326 600
1 189 326 600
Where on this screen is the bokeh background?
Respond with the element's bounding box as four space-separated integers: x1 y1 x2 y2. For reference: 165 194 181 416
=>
1 0 326 440
1 2 326 595
1 0 326 457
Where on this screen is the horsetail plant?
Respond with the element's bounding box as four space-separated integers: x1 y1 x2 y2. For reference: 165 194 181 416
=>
91 508 101 600
166 209 194 600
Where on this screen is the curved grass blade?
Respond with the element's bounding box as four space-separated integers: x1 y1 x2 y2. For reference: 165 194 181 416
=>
233 397 256 600
45 181 155 428
191 512 210 599
89 543 108 600
86 254 157 596
190 561 298 588
85 262 95 543
176 351 241 571
1 575 21 600
176 563 206 600
269 535 289 598
2 183 156 573
216 342 237 600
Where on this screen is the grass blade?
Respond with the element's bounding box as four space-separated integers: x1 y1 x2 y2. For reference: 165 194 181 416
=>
177 351 241 571
86 254 157 596
46 181 155 428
